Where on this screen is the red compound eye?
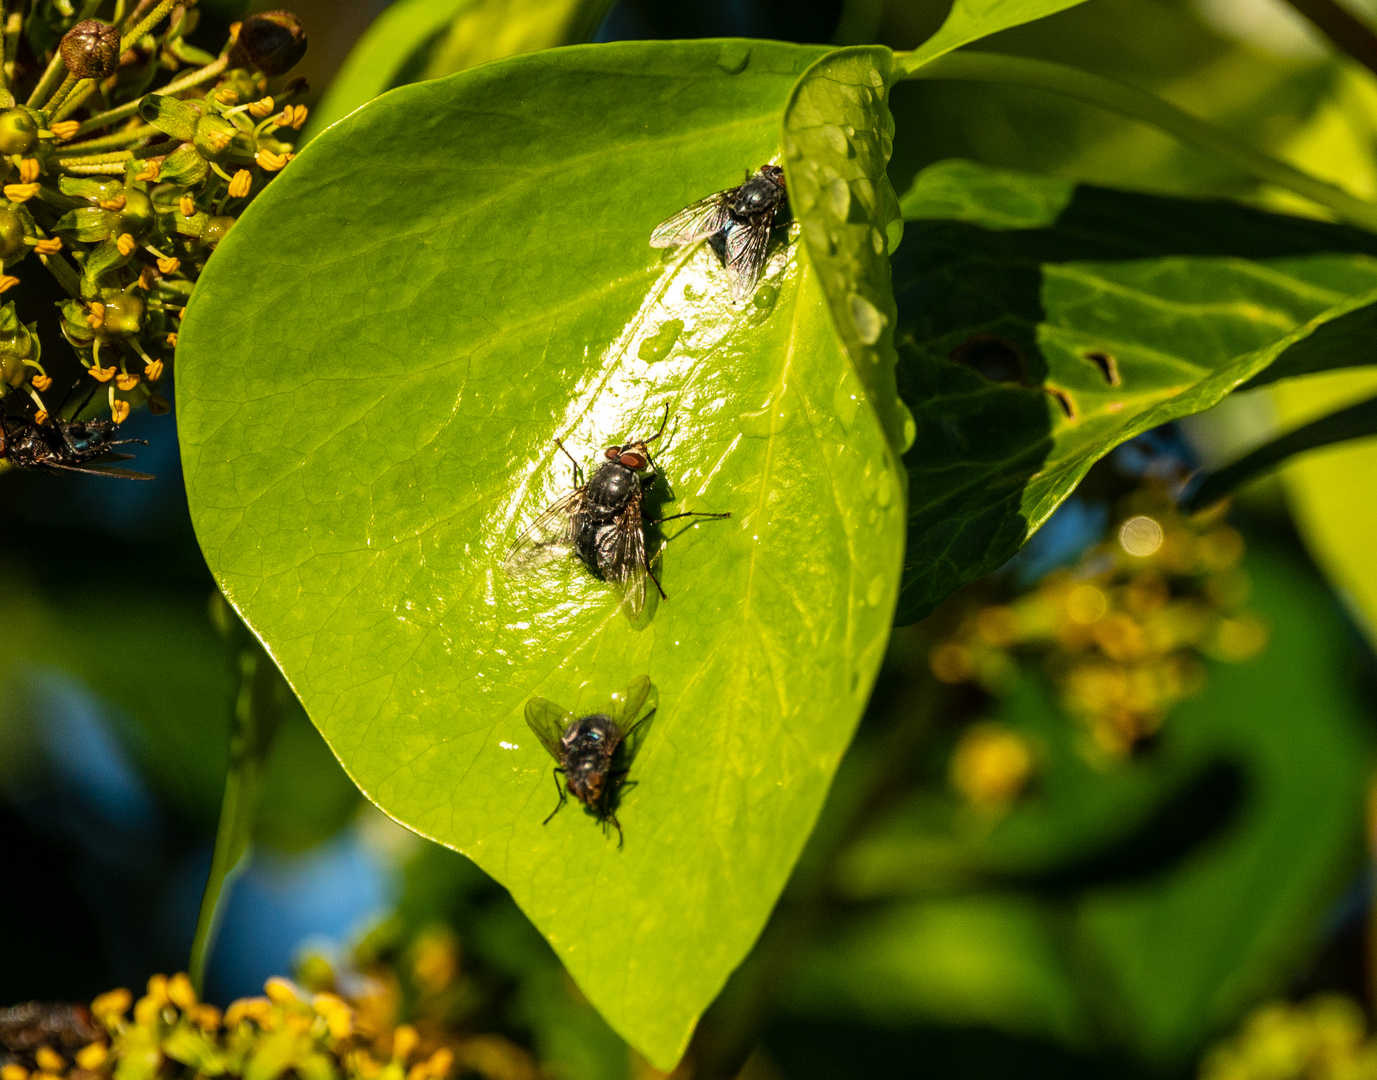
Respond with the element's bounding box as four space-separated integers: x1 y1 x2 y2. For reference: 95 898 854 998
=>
604 446 620 461
619 452 646 469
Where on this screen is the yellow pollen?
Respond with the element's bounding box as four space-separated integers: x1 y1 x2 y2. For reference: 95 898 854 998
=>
116 373 140 391
138 266 156 290
255 149 287 171
0 1064 28 1080
392 1025 419 1063
426 1049 454 1079
264 976 297 1004
91 988 133 1020
116 233 137 256
135 160 161 182
87 302 105 328
249 96 275 118
216 87 239 104
32 408 48 425
49 121 79 140
17 158 38 183
34 1049 63 1073
33 237 62 254
179 194 195 216
111 399 130 424
145 358 164 380
75 1045 107 1071
157 256 180 275
0 275 20 293
3 182 39 202
228 170 252 198
204 128 233 152
90 364 115 383
31 374 51 391
99 195 127 211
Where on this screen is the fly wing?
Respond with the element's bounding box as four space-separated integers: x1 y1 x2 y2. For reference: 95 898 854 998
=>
649 191 733 249
502 488 583 574
607 502 649 619
45 461 155 480
726 215 773 301
610 676 657 760
524 697 574 762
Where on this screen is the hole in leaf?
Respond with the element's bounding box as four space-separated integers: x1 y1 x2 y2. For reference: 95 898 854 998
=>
1045 386 1077 420
1084 349 1121 386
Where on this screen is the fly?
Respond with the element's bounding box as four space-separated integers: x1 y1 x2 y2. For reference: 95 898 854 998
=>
650 164 788 301
0 412 152 479
503 407 730 618
524 676 657 845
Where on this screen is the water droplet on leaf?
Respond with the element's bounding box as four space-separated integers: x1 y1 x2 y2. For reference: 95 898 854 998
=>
827 178 851 220
849 294 885 345
637 319 683 363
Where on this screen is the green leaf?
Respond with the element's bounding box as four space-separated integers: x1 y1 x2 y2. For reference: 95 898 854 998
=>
306 0 614 140
896 0 1096 75
178 40 904 1068
1272 368 1377 649
1185 391 1377 510
893 159 1377 623
782 46 911 456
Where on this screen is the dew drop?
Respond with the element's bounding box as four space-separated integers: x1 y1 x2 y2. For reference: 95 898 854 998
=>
637 319 683 363
827 177 851 220
832 372 861 433
875 471 893 508
752 283 779 314
849 294 885 344
867 575 885 606
843 124 856 137
717 42 751 73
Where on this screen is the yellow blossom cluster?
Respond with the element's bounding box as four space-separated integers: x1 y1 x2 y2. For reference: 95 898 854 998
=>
932 487 1268 765
1200 996 1377 1080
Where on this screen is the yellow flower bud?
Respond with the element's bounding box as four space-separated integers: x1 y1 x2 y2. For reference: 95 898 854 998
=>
0 1066 28 1080
392 1025 419 1063
34 1049 63 1073
195 1004 221 1030
426 1049 454 1079
3 182 39 201
228 170 252 198
75 1044 107 1071
91 987 132 1022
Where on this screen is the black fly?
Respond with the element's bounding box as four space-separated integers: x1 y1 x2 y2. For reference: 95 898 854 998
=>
650 164 788 301
524 676 657 845
503 407 730 618
0 413 152 479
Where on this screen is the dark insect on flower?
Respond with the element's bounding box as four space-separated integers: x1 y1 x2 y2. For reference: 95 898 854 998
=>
650 164 788 301
0 413 153 479
524 676 657 845
503 407 730 618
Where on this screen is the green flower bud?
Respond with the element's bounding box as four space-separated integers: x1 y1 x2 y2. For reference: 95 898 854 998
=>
60 20 121 80
0 209 26 260
97 293 143 339
230 11 307 77
193 114 237 162
115 189 153 239
0 109 37 156
201 215 235 247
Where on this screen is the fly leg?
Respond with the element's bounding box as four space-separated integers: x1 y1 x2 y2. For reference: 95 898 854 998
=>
640 511 733 602
553 438 584 488
542 767 568 825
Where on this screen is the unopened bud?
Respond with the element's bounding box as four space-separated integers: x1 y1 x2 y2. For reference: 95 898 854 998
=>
60 20 121 80
231 11 307 77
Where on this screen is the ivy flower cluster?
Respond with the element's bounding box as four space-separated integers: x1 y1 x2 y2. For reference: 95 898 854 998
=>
933 485 1269 805
0 965 534 1080
1200 996 1377 1080
0 1 307 434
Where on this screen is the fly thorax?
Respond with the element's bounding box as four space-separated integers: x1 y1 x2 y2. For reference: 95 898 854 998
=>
585 461 639 518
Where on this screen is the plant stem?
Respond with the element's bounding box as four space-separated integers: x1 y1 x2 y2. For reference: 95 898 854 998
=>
188 634 288 993
900 50 1377 233
40 250 82 297
26 50 66 109
1281 0 1377 77
44 72 78 113
122 0 176 51
52 79 94 123
75 53 228 136
61 123 158 155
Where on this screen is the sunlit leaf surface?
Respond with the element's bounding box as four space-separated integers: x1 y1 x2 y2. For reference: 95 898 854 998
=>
178 41 904 1067
894 159 1377 622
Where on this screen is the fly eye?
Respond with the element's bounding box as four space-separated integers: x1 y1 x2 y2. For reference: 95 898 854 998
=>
620 453 646 469
604 447 620 461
